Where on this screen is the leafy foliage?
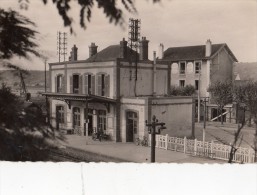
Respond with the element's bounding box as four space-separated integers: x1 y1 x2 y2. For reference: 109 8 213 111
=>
0 8 39 60
17 0 160 33
208 81 233 124
0 84 62 161
170 85 196 96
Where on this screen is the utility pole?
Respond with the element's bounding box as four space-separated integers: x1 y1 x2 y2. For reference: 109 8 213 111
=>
198 71 201 123
57 31 68 62
145 115 166 163
203 97 209 154
128 18 140 81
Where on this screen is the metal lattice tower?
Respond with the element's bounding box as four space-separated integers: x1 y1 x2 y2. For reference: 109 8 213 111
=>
128 18 141 81
57 31 68 62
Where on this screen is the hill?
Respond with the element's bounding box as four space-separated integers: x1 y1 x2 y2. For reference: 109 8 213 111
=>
0 70 49 88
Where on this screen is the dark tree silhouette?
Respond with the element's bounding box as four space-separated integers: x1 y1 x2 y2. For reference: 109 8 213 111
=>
17 0 160 33
0 8 39 60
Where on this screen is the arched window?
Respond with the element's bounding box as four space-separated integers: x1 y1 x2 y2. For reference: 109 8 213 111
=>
73 107 80 127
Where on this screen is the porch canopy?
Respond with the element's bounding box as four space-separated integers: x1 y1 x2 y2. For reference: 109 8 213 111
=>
41 92 117 111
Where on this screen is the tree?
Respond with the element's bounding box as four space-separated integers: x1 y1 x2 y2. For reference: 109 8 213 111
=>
208 81 233 124
0 84 62 161
233 81 257 162
0 8 39 60
170 85 196 96
17 0 160 33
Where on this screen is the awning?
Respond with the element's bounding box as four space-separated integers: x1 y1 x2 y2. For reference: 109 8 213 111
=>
41 92 117 110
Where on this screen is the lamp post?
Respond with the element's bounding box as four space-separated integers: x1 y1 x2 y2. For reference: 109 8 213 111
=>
145 115 166 163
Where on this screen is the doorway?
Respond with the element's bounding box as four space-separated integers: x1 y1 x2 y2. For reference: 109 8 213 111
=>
126 111 138 142
84 108 93 136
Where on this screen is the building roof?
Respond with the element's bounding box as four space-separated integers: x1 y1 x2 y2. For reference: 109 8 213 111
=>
85 45 138 62
162 43 237 61
234 62 257 81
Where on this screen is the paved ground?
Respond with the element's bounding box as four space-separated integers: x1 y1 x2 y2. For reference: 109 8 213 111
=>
58 135 225 163
194 122 256 148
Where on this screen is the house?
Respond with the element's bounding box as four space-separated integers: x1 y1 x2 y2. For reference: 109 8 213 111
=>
43 38 195 142
157 40 238 122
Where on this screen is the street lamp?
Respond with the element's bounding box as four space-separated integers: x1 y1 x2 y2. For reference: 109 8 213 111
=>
145 115 166 163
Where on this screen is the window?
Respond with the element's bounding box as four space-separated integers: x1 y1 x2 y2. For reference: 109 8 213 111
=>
195 80 199 90
179 80 185 87
73 75 79 94
179 62 186 74
56 105 64 123
97 74 110 97
195 61 201 74
73 107 80 127
85 74 95 95
98 110 106 131
56 75 63 93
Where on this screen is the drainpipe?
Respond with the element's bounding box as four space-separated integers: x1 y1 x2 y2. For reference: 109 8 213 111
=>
153 51 157 96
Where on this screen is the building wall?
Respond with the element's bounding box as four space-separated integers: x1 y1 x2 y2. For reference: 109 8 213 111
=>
170 60 209 97
150 97 194 138
120 96 194 142
50 99 116 138
120 98 147 142
210 48 234 84
119 62 169 97
50 61 117 98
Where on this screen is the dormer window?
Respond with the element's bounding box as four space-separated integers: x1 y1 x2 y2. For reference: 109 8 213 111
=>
179 62 186 74
195 61 201 74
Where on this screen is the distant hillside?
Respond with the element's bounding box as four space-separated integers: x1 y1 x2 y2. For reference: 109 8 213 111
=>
234 62 257 81
0 70 49 88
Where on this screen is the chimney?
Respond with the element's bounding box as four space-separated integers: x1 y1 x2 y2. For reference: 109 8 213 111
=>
119 38 128 59
89 42 98 57
139 36 149 60
69 45 78 61
153 51 157 96
159 43 164 59
205 39 212 57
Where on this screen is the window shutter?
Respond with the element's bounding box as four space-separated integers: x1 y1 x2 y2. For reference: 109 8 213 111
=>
97 74 102 96
84 74 88 95
61 75 65 93
70 76 73 93
79 75 83 94
91 75 95 95
105 74 110 97
61 75 64 93
55 76 57 93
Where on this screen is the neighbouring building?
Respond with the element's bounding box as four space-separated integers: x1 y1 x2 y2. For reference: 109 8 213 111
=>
157 39 238 123
43 38 195 142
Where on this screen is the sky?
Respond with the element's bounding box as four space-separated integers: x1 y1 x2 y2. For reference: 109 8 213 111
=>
1 0 257 70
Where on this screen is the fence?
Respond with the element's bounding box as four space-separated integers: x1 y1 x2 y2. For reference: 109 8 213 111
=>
148 134 255 163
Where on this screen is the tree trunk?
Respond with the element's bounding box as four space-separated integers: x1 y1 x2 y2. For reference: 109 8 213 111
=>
228 147 235 163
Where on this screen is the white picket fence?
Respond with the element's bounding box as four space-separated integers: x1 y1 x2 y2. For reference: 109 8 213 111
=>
148 134 255 163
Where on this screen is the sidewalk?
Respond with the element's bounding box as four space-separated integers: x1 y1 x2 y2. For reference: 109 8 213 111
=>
58 135 225 163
